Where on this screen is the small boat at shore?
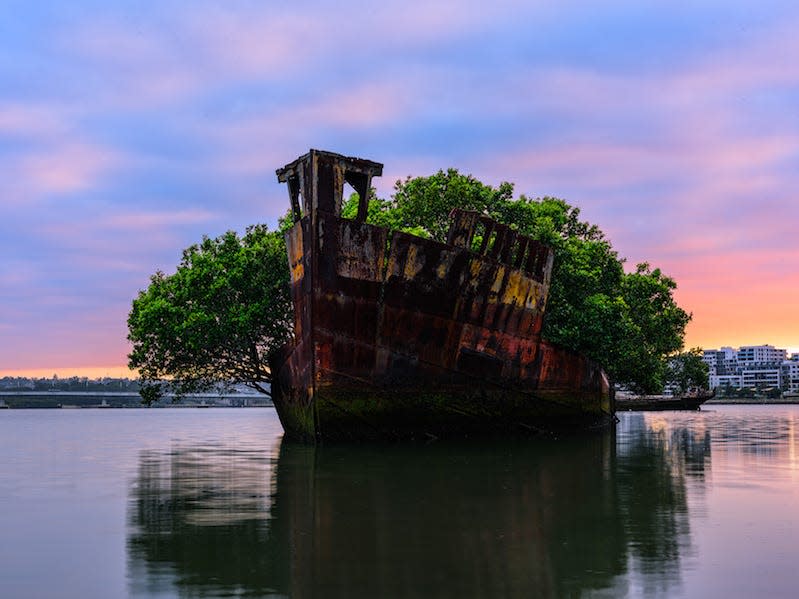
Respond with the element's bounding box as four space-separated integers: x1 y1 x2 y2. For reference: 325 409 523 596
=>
615 391 715 411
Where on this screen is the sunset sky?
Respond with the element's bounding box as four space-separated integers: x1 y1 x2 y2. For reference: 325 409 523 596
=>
2 1 798 377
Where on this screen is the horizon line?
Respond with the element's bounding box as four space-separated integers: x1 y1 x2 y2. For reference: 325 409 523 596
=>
0 366 138 379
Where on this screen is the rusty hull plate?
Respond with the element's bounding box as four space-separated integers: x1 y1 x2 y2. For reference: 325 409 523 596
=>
271 209 610 442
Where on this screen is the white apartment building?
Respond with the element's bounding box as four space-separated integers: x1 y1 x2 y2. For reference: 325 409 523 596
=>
704 344 797 392
740 368 783 389
710 374 743 389
736 345 787 365
703 347 738 377
783 362 799 393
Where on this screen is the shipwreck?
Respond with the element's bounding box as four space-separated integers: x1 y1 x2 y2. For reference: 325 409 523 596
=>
270 150 612 442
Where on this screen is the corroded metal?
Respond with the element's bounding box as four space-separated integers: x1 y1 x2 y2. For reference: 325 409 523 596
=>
271 149 611 442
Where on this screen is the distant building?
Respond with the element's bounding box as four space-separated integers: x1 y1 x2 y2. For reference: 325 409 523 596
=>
783 362 799 393
703 347 738 378
736 345 787 365
740 367 783 390
712 374 743 389
704 344 797 393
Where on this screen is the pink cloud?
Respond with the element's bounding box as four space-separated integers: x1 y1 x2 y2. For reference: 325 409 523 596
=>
284 81 418 130
182 0 539 73
97 209 218 230
0 101 133 207
366 0 542 44
64 22 203 108
200 78 426 183
485 14 799 197
62 1 547 112
3 141 125 203
665 247 799 284
180 9 327 78
0 261 39 287
33 209 217 266
25 143 121 193
484 121 797 199
511 13 799 123
0 104 72 137
669 22 799 101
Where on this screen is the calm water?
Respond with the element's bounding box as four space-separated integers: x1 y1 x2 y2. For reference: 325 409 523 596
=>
1 406 799 598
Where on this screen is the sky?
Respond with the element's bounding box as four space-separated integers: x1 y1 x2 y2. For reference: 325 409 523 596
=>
2 0 798 377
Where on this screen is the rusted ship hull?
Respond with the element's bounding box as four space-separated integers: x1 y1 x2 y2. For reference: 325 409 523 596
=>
271 150 612 442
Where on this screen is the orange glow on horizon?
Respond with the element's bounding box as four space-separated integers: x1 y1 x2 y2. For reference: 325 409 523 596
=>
674 273 799 355
0 366 138 379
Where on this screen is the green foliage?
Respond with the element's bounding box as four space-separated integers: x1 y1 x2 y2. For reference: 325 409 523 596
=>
340 191 406 232
665 348 710 394
388 169 514 240
617 265 692 393
127 225 292 403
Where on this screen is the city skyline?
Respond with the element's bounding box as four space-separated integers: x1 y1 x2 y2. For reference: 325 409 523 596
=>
3 2 799 376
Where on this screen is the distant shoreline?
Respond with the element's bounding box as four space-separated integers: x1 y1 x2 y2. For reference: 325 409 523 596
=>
705 397 799 405
0 391 272 409
2 392 798 410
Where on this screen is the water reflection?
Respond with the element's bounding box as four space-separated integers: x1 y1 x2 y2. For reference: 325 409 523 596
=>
127 443 284 597
128 420 710 597
707 409 797 457
615 414 709 596
276 436 624 597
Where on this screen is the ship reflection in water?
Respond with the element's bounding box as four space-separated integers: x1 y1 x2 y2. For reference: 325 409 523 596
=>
127 415 708 597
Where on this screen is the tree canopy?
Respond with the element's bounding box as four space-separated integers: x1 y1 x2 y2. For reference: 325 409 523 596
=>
129 167 692 401
665 349 710 394
127 225 291 402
